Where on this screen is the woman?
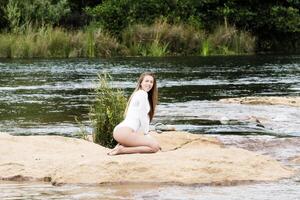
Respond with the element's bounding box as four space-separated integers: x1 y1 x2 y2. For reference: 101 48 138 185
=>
108 72 161 155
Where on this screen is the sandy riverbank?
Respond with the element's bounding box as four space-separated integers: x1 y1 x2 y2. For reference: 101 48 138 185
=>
0 131 294 186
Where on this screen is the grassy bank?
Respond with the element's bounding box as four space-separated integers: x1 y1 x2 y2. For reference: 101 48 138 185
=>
0 23 255 58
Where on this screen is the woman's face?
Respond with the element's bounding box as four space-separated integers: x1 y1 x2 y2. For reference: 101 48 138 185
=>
140 75 154 92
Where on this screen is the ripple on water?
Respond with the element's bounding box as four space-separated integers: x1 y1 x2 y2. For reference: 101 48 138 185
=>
156 101 300 137
1 179 300 200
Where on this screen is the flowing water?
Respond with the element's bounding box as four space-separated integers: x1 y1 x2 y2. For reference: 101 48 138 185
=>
0 55 299 199
0 55 299 136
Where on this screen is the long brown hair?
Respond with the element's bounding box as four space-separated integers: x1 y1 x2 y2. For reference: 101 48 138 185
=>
125 72 158 121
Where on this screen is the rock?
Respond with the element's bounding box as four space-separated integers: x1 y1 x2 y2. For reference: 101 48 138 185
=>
219 96 300 107
0 132 294 185
289 156 300 164
153 123 176 133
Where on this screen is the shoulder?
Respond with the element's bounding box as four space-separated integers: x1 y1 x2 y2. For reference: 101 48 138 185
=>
134 89 148 99
135 89 148 96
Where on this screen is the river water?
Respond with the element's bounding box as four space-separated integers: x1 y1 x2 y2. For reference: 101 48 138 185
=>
0 55 299 199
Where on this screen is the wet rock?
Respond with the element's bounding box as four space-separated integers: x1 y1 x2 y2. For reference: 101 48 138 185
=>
220 96 300 107
218 135 300 163
290 156 300 164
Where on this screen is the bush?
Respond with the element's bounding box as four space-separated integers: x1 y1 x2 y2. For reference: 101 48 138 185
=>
85 0 130 36
90 74 127 148
3 0 70 32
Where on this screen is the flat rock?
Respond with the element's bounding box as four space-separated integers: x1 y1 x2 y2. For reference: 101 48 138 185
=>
0 132 294 185
290 156 300 164
220 96 300 107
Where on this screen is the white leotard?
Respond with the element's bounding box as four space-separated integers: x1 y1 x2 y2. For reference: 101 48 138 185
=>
114 89 150 134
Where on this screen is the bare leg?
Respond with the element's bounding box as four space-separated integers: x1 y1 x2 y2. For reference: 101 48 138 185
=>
108 145 155 156
108 127 160 156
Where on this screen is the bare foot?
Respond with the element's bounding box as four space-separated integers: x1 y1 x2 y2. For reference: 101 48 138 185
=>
107 145 124 156
113 143 120 150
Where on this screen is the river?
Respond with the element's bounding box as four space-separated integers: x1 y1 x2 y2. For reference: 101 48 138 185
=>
0 55 299 199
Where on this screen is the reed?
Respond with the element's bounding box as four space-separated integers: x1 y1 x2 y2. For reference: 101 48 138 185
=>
147 39 169 57
0 26 126 58
68 31 86 58
122 19 205 56
207 24 255 55
0 35 13 58
86 29 95 58
0 23 255 58
201 40 210 56
93 28 128 57
47 27 71 58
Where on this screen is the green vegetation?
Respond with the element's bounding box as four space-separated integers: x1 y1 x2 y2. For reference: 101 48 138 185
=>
86 0 299 53
206 25 255 55
0 0 298 56
89 74 127 148
3 0 70 33
0 23 254 58
122 19 205 56
0 26 127 58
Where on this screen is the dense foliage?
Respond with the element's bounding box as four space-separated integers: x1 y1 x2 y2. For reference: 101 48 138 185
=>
0 0 299 53
86 0 300 53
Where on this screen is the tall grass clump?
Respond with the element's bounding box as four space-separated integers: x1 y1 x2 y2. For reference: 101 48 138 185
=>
11 35 31 58
90 74 127 148
201 40 210 56
27 26 49 57
10 26 38 58
147 39 169 56
161 22 205 55
0 26 127 58
72 26 128 58
122 19 205 56
122 21 170 56
0 31 36 58
86 29 95 57
68 30 86 58
206 24 255 55
47 27 72 57
0 35 13 58
93 28 128 57
0 26 72 58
